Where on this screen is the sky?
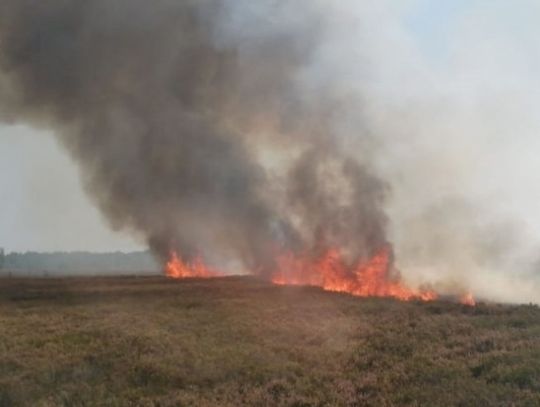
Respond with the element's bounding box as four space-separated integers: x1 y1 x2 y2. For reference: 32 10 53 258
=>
0 125 144 252
1 0 540 268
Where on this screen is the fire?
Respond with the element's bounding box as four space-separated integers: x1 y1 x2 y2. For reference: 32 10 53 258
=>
164 247 478 304
271 246 437 302
165 251 221 279
460 292 476 306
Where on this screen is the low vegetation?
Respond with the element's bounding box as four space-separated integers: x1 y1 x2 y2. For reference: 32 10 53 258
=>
0 276 538 406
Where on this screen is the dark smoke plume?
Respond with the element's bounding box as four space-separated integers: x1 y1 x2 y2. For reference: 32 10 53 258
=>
0 0 388 273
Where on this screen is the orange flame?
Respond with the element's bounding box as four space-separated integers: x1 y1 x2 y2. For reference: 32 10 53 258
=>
164 247 479 304
165 252 221 279
271 246 437 302
460 292 476 306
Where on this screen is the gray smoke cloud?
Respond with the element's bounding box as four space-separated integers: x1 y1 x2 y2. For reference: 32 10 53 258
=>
0 0 388 273
2 1 539 303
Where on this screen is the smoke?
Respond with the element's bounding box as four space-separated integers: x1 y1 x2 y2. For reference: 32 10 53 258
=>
314 1 540 303
0 0 387 275
1 1 539 302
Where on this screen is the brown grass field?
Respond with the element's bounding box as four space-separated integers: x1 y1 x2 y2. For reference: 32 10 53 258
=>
0 276 539 406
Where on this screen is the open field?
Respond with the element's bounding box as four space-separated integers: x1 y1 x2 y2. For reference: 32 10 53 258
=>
0 276 539 406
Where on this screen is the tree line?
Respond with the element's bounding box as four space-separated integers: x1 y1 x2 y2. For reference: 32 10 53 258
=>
0 250 160 275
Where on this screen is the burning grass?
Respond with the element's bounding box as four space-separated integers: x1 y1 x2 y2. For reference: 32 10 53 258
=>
166 248 451 303
0 276 538 406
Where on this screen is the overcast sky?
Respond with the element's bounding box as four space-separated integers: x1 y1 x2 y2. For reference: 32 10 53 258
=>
0 124 144 252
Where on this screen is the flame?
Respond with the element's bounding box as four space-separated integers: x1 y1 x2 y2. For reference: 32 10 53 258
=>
271 246 437 302
460 292 476 306
164 247 480 305
165 251 221 279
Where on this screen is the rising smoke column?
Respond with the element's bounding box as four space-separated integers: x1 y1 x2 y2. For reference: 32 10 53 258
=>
0 0 388 274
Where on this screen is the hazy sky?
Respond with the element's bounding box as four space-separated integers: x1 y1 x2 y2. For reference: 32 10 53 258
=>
1 0 540 266
0 125 144 252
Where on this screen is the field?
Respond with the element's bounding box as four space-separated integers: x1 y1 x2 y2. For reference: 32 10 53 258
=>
0 276 539 406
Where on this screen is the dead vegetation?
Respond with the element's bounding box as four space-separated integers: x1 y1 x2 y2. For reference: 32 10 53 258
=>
0 276 538 406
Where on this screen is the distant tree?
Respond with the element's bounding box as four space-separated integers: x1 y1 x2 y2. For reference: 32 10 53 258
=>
0 248 4 270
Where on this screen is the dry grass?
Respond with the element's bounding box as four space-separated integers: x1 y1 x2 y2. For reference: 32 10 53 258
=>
0 276 538 406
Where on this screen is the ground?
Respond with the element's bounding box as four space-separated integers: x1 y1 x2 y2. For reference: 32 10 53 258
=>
0 276 539 406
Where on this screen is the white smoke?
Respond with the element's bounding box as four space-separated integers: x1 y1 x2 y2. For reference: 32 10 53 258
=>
308 0 540 302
